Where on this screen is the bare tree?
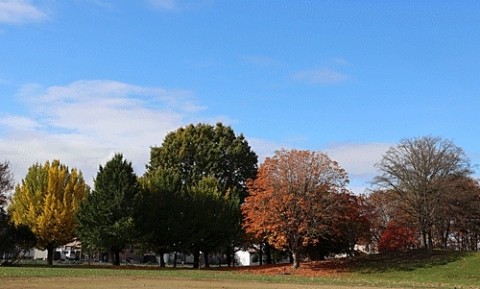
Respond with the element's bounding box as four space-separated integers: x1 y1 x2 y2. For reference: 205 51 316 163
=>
0 161 14 209
374 136 472 251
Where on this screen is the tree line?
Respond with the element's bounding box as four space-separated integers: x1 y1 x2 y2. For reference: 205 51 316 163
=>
1 123 479 268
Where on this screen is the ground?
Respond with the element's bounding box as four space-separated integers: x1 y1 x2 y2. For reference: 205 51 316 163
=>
0 276 394 289
220 260 347 277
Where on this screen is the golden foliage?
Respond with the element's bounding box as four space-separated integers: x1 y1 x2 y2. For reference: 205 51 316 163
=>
9 160 89 249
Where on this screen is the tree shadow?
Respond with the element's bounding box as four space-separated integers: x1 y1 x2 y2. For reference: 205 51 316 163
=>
348 250 470 274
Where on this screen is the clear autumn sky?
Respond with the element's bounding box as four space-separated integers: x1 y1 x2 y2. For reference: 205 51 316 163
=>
1 0 479 193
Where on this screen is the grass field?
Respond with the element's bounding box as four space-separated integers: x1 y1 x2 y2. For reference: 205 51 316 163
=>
1 251 480 289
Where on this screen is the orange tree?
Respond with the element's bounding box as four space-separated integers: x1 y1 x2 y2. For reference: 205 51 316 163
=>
242 149 349 268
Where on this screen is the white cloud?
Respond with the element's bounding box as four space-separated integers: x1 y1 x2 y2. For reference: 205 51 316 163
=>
247 138 288 163
293 68 349 84
247 139 391 195
324 143 392 179
148 0 213 12
1 80 204 186
0 115 39 131
0 0 48 24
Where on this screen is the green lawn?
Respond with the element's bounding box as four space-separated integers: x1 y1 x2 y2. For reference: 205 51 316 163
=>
1 251 480 288
347 250 480 288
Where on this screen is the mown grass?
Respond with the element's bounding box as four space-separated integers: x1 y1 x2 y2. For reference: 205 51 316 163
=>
1 251 480 288
347 250 480 288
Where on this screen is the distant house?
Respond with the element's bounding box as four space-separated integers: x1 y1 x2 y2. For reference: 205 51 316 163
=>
24 241 81 261
235 249 255 266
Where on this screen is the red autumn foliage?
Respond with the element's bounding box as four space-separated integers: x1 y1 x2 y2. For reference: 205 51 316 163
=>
378 221 419 252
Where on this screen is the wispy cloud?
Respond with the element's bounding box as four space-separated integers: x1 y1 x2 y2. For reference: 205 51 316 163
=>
1 80 204 185
148 0 213 12
324 143 391 179
292 68 349 84
0 0 48 24
246 139 391 195
0 115 40 131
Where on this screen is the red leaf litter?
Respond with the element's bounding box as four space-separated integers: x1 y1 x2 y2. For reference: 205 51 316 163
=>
217 260 348 277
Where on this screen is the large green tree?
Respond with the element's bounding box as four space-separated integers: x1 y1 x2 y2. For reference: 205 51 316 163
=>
148 123 258 201
147 123 258 268
8 160 89 265
77 154 140 265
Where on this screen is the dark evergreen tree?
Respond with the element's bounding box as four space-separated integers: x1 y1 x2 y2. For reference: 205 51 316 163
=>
0 213 36 265
77 154 140 265
0 161 36 265
137 168 182 267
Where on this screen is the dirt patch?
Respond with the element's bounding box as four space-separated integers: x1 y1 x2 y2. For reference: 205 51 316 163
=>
217 259 349 277
0 276 384 289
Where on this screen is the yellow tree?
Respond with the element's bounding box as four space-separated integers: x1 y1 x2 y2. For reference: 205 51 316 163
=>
9 160 89 265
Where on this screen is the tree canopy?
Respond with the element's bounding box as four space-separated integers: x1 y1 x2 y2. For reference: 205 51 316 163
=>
146 123 258 268
0 161 13 209
77 154 140 265
0 161 36 265
374 136 473 251
148 122 258 200
8 160 89 265
242 149 351 268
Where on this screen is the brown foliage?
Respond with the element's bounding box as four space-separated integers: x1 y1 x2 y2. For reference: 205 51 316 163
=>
242 149 349 268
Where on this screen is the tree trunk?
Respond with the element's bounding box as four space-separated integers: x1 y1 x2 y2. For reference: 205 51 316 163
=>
427 229 433 252
421 229 428 250
193 250 200 269
46 244 55 266
258 243 263 266
291 249 300 269
159 256 165 267
443 223 450 250
204 251 210 268
265 243 272 264
226 249 232 267
112 250 121 266
173 252 177 268
158 250 165 268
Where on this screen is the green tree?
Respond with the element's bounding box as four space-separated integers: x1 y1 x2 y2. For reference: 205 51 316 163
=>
77 154 140 265
0 213 36 265
184 176 242 268
148 123 258 201
8 160 89 265
0 161 36 265
147 123 258 268
137 168 182 267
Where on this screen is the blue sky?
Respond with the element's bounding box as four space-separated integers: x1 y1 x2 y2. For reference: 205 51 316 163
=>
1 0 479 193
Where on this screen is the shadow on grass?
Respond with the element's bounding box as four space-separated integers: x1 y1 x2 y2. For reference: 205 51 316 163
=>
348 249 471 274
